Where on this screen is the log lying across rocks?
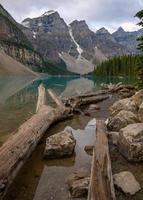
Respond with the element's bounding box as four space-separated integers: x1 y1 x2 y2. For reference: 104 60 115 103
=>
101 83 135 93
64 92 109 110
0 85 72 198
88 120 116 200
0 85 110 198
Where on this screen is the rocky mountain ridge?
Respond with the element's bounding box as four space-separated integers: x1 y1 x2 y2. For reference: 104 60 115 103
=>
0 4 44 72
22 10 142 73
0 4 142 75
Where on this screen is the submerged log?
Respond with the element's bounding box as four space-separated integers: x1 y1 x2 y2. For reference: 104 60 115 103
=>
0 85 71 198
0 85 110 198
48 89 65 109
88 120 116 200
64 94 109 110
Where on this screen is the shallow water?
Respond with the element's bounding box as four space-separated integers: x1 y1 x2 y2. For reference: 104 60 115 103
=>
4 94 117 200
0 75 135 145
0 75 141 200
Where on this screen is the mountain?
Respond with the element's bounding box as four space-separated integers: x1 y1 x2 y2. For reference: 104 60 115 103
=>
22 11 77 61
0 50 37 75
0 4 142 75
0 4 44 73
94 27 128 57
112 27 143 54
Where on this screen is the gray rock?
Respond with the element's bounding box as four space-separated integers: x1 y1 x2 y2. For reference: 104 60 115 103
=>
112 27 143 54
138 102 143 122
114 171 141 195
107 110 139 132
118 123 143 161
131 90 143 107
67 174 90 198
108 131 119 145
109 98 138 117
44 129 76 158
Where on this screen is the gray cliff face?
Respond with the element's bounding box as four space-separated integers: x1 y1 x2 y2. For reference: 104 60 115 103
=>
1 3 142 75
22 10 142 67
94 27 128 57
0 4 43 72
112 27 143 54
69 20 96 60
22 11 77 61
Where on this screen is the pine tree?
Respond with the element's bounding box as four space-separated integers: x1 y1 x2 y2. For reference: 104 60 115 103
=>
135 10 143 88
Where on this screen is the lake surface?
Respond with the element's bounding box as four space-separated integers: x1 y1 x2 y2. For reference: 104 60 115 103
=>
0 75 135 145
1 74 136 200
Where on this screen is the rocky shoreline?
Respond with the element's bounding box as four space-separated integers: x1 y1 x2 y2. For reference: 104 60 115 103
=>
105 86 143 199
1 83 143 200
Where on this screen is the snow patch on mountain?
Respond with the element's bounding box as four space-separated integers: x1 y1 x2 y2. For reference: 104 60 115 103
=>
68 26 83 59
42 10 56 17
22 21 30 28
33 31 37 39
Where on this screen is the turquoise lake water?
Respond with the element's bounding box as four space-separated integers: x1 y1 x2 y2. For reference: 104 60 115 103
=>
0 75 135 145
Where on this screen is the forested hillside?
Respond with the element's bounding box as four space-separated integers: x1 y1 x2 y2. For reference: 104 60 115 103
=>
94 55 139 77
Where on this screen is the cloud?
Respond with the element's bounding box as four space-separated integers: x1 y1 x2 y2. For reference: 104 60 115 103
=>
1 0 142 32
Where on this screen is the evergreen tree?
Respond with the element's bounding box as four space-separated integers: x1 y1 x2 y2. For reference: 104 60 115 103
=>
94 55 139 77
135 10 143 88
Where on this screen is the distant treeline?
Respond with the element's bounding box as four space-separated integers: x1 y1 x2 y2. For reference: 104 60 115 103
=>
94 55 140 77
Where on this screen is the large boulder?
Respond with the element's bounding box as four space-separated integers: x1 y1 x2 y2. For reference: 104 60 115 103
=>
138 102 143 122
107 110 139 132
118 123 143 161
44 129 76 158
109 98 138 117
113 171 141 195
131 90 143 107
67 174 90 198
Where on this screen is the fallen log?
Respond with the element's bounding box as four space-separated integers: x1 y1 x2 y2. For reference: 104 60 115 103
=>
88 120 116 200
101 83 135 93
0 85 71 198
0 85 110 198
69 90 108 99
36 84 48 112
64 94 109 110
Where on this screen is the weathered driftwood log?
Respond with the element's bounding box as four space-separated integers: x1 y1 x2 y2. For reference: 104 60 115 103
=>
101 83 135 93
88 120 116 200
0 85 71 198
64 94 109 110
0 85 110 198
36 84 48 112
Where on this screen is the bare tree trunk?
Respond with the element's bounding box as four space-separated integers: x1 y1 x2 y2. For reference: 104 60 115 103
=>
0 85 71 198
88 120 116 200
0 85 110 198
36 84 48 112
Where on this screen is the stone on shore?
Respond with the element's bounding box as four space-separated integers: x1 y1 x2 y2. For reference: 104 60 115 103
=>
108 131 119 145
107 110 139 132
113 171 141 195
67 174 90 198
118 123 143 161
109 98 138 117
131 90 143 106
44 129 76 158
138 102 143 122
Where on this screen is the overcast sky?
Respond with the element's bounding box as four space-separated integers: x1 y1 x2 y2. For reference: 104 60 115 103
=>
1 0 143 33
